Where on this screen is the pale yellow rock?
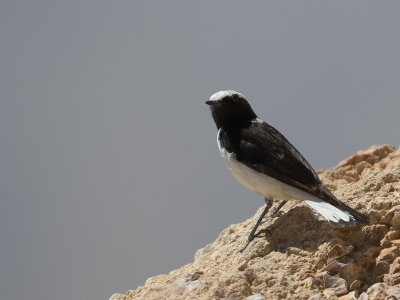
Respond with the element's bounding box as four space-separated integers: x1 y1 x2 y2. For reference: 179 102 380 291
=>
337 291 357 300
364 282 400 300
110 145 400 300
323 275 348 296
308 295 326 300
109 294 126 300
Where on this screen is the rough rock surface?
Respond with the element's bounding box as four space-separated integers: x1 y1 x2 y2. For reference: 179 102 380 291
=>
111 145 400 300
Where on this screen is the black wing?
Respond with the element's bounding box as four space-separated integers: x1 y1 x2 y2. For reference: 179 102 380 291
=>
220 120 322 192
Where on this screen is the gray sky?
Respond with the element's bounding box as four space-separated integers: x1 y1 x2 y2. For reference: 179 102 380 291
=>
1 1 400 300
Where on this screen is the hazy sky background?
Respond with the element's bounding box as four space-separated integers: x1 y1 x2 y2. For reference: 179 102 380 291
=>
1 2 400 300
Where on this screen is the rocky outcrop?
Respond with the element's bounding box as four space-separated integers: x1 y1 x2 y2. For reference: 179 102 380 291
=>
111 145 400 300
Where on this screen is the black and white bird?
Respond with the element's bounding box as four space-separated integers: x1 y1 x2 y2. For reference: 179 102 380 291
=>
206 90 368 252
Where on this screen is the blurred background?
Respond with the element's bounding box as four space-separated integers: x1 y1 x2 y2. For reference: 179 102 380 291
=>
1 1 400 300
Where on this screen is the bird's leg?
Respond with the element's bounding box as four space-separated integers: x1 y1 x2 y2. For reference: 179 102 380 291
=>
254 200 288 238
262 200 288 223
238 198 273 253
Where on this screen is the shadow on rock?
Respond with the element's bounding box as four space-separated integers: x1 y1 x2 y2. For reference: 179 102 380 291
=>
257 206 334 252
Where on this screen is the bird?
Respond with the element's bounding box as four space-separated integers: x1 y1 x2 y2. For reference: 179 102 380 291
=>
206 90 368 252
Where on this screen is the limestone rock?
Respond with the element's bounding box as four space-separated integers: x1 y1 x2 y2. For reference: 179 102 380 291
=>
244 294 265 300
337 291 358 300
359 282 400 300
111 145 400 300
323 275 348 296
109 294 126 300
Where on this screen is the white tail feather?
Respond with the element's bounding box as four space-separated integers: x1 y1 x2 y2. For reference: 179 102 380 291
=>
304 199 355 224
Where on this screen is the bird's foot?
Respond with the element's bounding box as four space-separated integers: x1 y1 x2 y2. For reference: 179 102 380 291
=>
254 228 272 238
260 211 285 225
237 235 254 253
237 227 272 253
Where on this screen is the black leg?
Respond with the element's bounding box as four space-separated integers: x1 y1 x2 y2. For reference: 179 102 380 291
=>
264 200 287 223
238 198 272 253
254 200 288 238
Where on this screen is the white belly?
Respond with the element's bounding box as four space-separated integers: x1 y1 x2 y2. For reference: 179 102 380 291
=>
220 154 354 224
221 154 306 201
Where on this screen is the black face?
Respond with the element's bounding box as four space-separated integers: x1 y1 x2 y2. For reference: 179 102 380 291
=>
206 94 257 129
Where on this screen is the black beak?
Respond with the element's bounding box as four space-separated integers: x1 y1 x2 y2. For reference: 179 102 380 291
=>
205 100 217 106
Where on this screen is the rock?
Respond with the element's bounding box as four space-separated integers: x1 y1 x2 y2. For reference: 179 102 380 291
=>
244 294 265 300
190 270 204 281
363 282 400 300
391 211 400 226
380 230 400 247
326 245 353 262
244 268 255 284
338 291 358 300
308 295 325 300
358 292 368 300
321 260 346 275
339 262 362 287
374 246 400 278
236 259 249 271
377 246 398 263
389 256 400 274
186 280 200 292
226 295 241 300
324 275 348 296
383 205 400 225
384 272 400 285
349 279 361 291
109 294 126 300
224 295 240 300
110 145 400 300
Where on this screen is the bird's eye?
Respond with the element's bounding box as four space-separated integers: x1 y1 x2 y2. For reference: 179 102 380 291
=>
231 94 242 104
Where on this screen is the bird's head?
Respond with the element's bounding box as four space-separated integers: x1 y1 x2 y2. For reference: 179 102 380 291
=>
206 90 257 129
